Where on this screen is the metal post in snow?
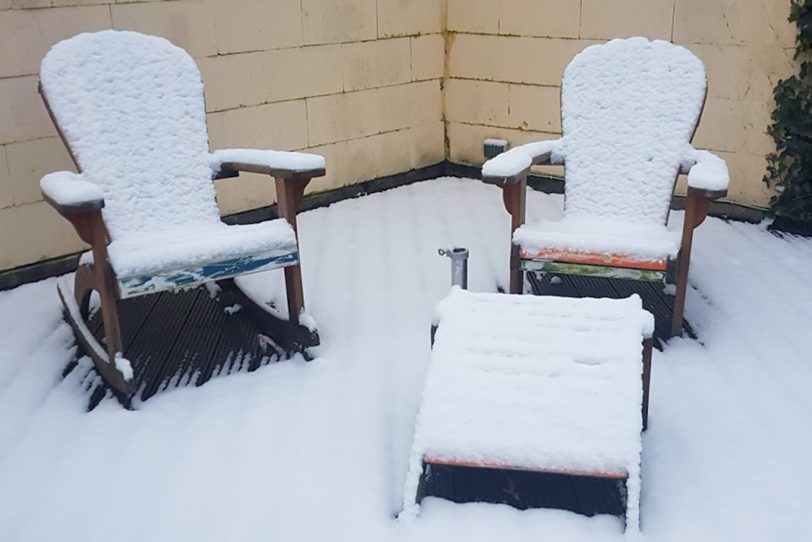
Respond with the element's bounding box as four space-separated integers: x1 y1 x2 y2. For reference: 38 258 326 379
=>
438 247 469 290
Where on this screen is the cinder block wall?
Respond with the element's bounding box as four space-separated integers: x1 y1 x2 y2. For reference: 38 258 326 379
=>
446 0 796 208
0 0 445 271
0 0 799 272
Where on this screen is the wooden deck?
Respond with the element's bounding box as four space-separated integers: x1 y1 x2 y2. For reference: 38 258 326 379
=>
65 286 287 410
528 271 694 345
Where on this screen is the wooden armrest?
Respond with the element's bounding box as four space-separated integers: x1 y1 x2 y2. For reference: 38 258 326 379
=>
218 161 326 180
211 149 326 180
688 185 727 201
684 148 729 195
682 186 722 232
481 139 562 186
41 171 105 215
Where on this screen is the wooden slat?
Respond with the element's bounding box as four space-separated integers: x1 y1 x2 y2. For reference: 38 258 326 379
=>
420 463 627 518
527 272 693 344
75 285 289 408
127 289 201 400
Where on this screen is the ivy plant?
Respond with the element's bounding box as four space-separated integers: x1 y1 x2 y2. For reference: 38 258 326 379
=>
764 0 812 222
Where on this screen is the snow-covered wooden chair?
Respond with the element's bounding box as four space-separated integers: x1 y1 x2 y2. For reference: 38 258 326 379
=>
482 38 728 337
38 30 325 398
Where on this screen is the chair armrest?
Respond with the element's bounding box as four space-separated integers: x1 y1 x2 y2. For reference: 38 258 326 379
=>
41 171 104 214
682 148 728 199
481 139 563 185
211 149 326 180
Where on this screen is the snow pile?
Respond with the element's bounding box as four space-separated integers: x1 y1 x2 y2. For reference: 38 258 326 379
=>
211 149 325 174
560 38 707 225
482 139 564 179
403 288 653 531
40 171 103 208
683 148 729 192
514 216 681 261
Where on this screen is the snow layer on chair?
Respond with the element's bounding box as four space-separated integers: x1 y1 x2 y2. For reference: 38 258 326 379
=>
40 171 103 207
40 31 220 238
211 149 325 173
685 149 729 192
560 38 706 225
79 220 298 280
514 217 681 260
482 139 563 178
403 288 653 530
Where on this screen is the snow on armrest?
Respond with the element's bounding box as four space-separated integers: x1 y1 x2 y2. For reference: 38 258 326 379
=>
211 149 326 180
683 148 729 196
40 171 104 213
481 139 563 184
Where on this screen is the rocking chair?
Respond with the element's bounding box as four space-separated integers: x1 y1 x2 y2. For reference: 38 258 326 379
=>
481 38 729 337
38 30 325 399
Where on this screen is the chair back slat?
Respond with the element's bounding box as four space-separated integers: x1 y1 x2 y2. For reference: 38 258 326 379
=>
560 38 707 225
40 31 220 239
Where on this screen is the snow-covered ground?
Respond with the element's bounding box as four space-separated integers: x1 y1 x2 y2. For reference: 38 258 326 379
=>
0 177 810 541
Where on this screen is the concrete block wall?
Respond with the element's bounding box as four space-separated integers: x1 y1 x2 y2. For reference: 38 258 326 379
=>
446 0 797 207
0 0 799 271
0 0 445 270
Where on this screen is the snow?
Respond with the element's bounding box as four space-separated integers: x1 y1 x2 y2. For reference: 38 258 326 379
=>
683 149 729 192
211 149 325 174
40 171 103 208
1 177 811 542
114 354 133 381
482 139 563 178
403 288 653 531
560 38 707 225
482 38 711 261
223 304 242 315
514 216 681 261
484 138 509 147
40 30 219 238
79 221 297 280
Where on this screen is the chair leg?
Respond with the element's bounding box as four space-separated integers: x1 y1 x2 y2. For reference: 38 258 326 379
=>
96 263 123 366
501 177 527 295
276 177 311 325
641 338 653 430
671 188 709 338
671 254 689 338
509 245 524 295
283 265 305 325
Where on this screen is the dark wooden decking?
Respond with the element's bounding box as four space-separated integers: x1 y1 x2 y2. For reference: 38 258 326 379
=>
422 464 627 518
65 286 287 410
527 271 694 345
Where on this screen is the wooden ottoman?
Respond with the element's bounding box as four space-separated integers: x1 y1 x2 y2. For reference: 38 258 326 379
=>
402 287 654 533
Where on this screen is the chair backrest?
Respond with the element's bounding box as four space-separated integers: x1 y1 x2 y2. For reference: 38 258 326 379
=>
40 30 220 239
560 38 707 226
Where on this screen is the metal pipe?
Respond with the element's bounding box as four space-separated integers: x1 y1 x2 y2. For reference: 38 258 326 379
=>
438 247 469 289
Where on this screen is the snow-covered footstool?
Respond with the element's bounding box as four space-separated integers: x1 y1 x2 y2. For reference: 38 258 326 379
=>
402 288 654 533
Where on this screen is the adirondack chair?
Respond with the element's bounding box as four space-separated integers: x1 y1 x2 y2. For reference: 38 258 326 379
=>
481 38 729 337
38 30 325 398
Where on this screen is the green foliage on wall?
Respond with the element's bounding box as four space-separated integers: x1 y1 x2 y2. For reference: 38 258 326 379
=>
764 0 812 221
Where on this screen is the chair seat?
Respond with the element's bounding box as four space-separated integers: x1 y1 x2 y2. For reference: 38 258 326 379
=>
514 218 681 270
81 220 299 298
